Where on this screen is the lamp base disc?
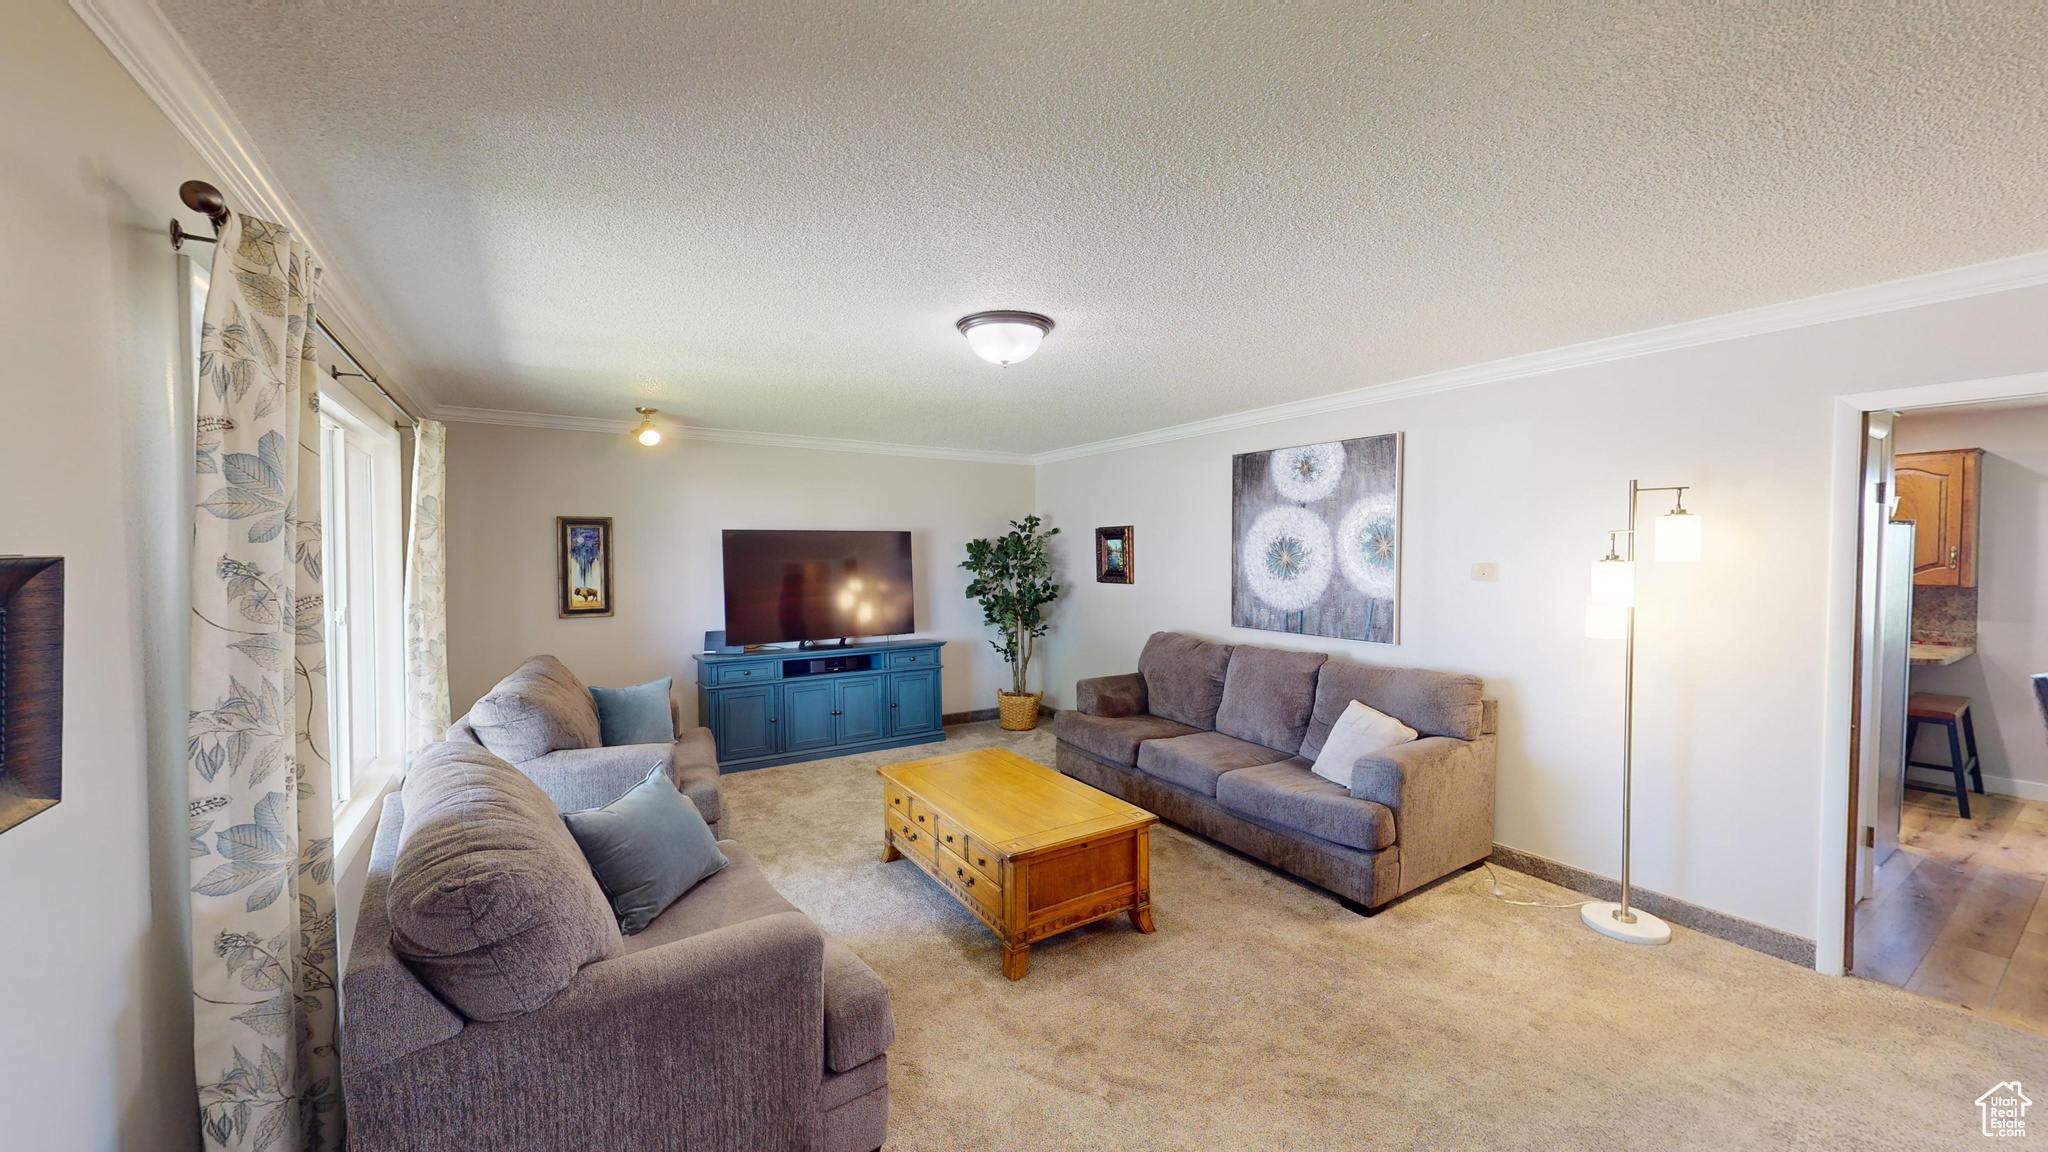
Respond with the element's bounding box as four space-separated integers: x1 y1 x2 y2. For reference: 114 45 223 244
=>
1580 901 1672 945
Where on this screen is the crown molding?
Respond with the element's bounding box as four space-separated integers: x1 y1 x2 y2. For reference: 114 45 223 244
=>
434 405 1037 465
70 0 436 420
1031 248 2048 464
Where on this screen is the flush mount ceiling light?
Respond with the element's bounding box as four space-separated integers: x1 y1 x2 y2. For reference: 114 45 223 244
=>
630 407 662 446
956 311 1054 366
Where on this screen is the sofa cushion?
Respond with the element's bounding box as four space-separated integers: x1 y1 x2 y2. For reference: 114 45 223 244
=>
1136 731 1291 796
1301 660 1486 755
1215 757 1397 851
1054 710 1201 767
1137 631 1234 729
466 655 603 762
1214 645 1328 753
1309 699 1418 789
590 676 676 746
822 940 895 1073
618 841 796 953
387 742 623 1022
563 764 730 935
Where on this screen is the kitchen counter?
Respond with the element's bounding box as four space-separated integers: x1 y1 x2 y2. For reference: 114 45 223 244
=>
1909 643 1975 667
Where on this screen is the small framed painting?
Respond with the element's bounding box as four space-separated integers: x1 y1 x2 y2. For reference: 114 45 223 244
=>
1096 526 1134 584
558 516 614 618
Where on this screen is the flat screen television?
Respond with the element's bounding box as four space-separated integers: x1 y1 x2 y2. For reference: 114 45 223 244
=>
721 530 914 646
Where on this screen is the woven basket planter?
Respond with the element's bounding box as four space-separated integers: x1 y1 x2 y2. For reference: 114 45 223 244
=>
998 690 1044 731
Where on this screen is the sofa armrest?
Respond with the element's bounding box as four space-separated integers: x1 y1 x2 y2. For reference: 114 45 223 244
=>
520 744 676 813
1352 735 1497 893
1076 672 1147 719
671 727 724 827
348 910 826 1152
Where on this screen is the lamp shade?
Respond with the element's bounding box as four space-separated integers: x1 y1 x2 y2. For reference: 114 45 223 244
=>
1655 510 1702 562
1588 558 1635 608
1585 599 1630 640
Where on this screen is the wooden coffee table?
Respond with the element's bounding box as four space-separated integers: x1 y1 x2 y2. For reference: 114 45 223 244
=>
879 746 1158 979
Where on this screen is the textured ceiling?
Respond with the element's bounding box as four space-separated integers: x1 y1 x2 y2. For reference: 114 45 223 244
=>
159 3 2048 453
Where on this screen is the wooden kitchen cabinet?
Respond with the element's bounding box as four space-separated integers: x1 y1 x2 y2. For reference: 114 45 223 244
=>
1892 448 1982 587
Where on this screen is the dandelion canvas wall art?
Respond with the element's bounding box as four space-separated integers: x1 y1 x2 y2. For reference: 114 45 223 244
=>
1230 433 1401 643
558 516 614 617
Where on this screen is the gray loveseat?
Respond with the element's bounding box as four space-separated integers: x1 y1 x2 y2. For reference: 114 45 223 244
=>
449 654 726 838
1054 631 1497 914
343 741 892 1152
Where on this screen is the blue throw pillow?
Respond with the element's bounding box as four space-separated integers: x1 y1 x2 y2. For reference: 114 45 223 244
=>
563 764 728 935
590 677 674 746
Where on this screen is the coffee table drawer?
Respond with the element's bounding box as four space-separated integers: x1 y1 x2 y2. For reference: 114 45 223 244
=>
937 842 1001 917
958 835 1001 884
931 813 969 857
906 798 937 840
884 783 911 821
890 814 933 861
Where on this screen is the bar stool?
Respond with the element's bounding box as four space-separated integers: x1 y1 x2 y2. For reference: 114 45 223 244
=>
1906 692 1986 818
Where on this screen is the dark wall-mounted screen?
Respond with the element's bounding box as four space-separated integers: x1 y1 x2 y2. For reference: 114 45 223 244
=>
721 530 914 646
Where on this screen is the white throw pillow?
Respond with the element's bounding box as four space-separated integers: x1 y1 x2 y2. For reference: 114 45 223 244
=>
1310 700 1418 789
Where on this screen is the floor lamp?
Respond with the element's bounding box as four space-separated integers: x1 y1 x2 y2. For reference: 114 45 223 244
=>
1582 480 1701 945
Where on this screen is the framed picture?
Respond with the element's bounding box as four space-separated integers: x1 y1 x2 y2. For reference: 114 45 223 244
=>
1231 433 1402 644
558 516 614 618
1096 526 1134 584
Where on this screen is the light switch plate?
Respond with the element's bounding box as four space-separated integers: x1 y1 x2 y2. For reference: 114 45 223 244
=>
1471 563 1499 582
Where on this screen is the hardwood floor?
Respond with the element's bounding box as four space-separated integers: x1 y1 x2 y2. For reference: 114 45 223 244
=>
1855 788 2048 1035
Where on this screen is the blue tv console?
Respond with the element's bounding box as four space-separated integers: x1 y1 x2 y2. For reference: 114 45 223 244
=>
694 639 947 771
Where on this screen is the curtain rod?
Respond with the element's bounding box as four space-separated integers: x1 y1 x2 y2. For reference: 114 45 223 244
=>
315 316 421 429
171 179 422 430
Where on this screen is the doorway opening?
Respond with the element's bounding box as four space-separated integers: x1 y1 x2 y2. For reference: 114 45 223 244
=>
1843 384 2048 1034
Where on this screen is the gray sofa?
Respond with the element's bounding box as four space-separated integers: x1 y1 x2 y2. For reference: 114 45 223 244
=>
449 655 726 838
343 741 892 1152
1054 631 1497 914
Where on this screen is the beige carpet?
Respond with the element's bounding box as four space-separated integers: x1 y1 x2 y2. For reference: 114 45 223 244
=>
721 723 2048 1151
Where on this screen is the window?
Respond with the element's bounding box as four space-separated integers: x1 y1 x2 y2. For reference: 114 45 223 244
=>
317 380 405 812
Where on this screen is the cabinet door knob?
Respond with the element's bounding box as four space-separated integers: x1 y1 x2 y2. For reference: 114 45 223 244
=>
832 710 842 715
1950 545 1959 566
768 717 777 723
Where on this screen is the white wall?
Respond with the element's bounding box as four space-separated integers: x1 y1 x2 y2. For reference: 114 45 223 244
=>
1036 282 2048 942
1896 404 2048 798
0 2 208 1146
444 423 1036 723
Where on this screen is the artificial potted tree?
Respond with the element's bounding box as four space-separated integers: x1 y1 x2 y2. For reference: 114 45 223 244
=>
961 515 1061 730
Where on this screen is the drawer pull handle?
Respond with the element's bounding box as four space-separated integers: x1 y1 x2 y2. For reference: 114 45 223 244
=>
977 858 987 867
906 832 917 842
945 834 954 842
916 815 925 823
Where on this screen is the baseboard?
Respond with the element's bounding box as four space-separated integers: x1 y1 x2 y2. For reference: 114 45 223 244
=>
942 706 1059 726
1486 844 1817 969
1904 766 2048 803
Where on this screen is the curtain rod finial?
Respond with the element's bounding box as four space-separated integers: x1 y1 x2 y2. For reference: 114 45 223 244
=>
179 180 228 229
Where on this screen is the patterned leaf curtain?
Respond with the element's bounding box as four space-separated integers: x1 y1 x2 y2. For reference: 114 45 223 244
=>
188 212 342 1152
404 418 450 757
